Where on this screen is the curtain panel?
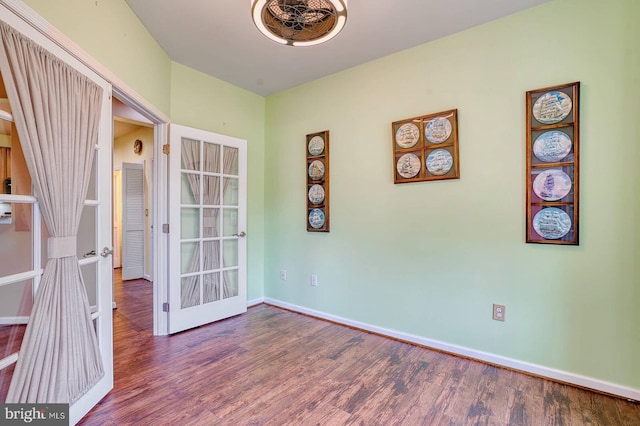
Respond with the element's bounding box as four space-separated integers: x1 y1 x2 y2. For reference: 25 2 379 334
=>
180 139 237 308
0 22 104 404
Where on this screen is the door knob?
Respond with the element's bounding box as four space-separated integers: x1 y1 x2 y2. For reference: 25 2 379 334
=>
233 231 246 238
100 247 114 258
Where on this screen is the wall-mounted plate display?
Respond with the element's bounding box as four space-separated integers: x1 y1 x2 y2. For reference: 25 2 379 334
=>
532 90 573 124
425 116 452 143
306 131 330 232
532 169 572 201
526 82 579 245
396 153 421 178
392 109 459 184
532 207 572 240
308 208 325 229
308 135 325 156
533 130 572 162
308 159 325 180
426 149 453 176
308 184 325 205
395 122 420 149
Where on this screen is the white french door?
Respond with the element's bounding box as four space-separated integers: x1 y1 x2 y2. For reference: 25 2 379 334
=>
121 162 145 280
0 3 113 424
168 124 247 334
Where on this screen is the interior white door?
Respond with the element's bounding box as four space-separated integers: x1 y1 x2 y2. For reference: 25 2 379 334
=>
168 124 247 334
121 162 145 280
0 4 114 424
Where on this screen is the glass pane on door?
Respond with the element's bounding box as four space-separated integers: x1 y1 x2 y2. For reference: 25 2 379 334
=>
203 272 220 303
0 279 32 318
0 203 33 276
181 208 200 239
181 275 200 308
181 242 199 274
222 269 238 299
181 138 200 170
223 178 239 206
222 208 238 237
80 262 97 308
223 146 239 175
203 143 220 173
78 205 97 259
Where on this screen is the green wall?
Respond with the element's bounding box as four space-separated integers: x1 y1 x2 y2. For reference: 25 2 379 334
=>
264 0 640 389
170 63 266 301
23 0 172 115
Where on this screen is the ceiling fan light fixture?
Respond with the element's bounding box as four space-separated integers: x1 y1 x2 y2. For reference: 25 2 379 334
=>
251 0 348 47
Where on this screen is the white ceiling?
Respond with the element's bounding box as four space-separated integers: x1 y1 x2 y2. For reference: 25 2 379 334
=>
129 0 551 97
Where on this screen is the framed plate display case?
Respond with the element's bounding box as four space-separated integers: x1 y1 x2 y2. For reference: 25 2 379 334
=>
392 109 459 184
526 81 580 245
306 130 329 232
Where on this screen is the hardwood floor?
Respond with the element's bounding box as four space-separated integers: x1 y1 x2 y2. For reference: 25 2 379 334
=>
0 270 637 424
74 271 640 425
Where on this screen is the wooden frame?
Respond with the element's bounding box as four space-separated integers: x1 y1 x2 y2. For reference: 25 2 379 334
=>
526 82 580 245
306 130 330 232
392 109 459 184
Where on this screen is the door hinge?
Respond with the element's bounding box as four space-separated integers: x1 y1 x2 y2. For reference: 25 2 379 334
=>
163 303 169 312
162 223 169 233
162 144 170 155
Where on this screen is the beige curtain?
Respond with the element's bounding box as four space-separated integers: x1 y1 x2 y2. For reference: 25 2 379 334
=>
180 141 237 308
0 22 104 403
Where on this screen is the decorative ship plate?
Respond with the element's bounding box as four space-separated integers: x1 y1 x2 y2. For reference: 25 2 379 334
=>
426 149 453 175
308 160 325 180
532 169 572 201
308 208 325 229
532 91 572 124
308 135 325 156
308 184 325 205
396 153 421 178
424 117 452 143
533 131 572 162
395 123 420 149
532 207 571 239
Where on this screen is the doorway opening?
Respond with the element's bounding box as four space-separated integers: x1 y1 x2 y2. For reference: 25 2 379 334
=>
112 97 154 328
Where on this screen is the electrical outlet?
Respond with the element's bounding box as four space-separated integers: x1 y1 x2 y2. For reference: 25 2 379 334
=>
280 270 287 281
311 274 318 287
492 304 505 321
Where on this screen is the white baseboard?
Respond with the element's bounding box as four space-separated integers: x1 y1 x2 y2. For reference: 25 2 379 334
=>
247 297 264 308
0 316 28 325
264 297 640 402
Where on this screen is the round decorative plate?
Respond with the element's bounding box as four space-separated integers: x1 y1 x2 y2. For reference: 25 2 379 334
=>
532 169 572 201
308 184 325 205
308 160 325 180
426 149 453 175
396 153 421 178
533 131 572 162
308 208 325 229
533 207 571 239
308 135 325 156
395 123 420 149
425 117 452 143
532 91 572 124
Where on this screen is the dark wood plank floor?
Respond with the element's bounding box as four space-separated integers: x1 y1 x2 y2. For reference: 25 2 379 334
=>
75 270 640 425
1 269 638 424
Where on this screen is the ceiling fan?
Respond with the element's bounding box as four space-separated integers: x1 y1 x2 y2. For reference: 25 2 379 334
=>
251 0 348 47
